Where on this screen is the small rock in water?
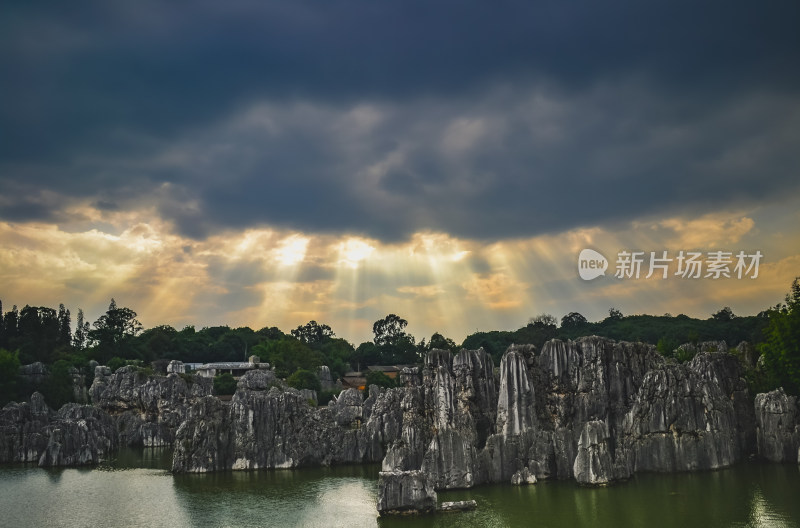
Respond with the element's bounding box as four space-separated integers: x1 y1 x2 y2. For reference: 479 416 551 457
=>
439 500 477 512
511 467 537 485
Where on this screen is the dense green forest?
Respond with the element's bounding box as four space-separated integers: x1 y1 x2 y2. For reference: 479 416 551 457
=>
1 277 798 408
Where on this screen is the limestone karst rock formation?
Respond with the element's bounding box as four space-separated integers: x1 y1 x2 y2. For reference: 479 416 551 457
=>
3 338 800 518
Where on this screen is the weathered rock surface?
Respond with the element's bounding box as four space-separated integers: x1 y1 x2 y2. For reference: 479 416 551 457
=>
689 352 756 457
573 420 614 485
377 470 437 516
70 367 89 404
38 404 116 467
376 338 763 510
619 358 738 474
90 366 212 447
755 388 800 463
0 392 52 463
333 388 364 426
236 368 278 391
510 466 537 485
417 348 496 490
0 392 116 466
482 338 664 484
319 366 336 391
167 360 185 374
18 362 49 385
734 341 757 369
172 370 404 472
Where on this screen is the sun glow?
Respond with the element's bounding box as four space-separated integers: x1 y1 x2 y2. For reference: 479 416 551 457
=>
274 235 309 266
338 238 375 269
1 199 798 345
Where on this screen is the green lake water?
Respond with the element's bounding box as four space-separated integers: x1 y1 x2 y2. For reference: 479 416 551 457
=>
0 449 798 527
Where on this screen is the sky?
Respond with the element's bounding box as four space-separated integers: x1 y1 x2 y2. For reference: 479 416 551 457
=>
1 1 799 345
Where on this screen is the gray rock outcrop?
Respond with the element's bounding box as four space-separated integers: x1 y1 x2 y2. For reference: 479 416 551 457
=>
619 358 739 474
172 369 404 472
0 392 53 463
438 500 477 512
18 362 49 386
0 392 116 467
319 366 336 391
573 420 614 485
90 366 212 447
3 337 778 511
167 360 186 374
375 338 761 511
377 470 437 515
755 388 800 463
38 403 116 467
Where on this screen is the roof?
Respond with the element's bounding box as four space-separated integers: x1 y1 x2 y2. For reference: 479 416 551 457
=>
367 365 401 372
197 362 257 370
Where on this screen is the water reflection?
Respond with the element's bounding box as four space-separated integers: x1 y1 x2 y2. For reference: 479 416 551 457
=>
381 465 800 528
0 453 190 528
0 453 798 528
171 465 381 528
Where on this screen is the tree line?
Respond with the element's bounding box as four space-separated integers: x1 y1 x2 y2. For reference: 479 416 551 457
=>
1 277 798 407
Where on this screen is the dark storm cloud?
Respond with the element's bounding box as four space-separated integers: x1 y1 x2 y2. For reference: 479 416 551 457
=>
1 0 799 240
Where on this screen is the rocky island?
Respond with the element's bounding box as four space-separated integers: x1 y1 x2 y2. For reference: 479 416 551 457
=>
2 337 799 516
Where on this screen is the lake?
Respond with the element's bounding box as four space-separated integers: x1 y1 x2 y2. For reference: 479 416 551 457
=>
0 449 798 527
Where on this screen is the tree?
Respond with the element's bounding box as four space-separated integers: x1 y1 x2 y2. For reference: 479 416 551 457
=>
529 313 557 327
257 326 286 340
208 330 249 363
252 338 322 378
370 314 419 364
656 337 679 358
0 348 20 406
353 342 381 368
427 332 458 351
213 372 237 395
365 370 397 396
151 359 171 375
607 307 623 321
561 312 588 328
73 309 89 350
16 306 59 363
3 305 18 347
759 278 800 395
40 360 75 409
138 325 179 361
318 338 355 378
373 314 412 347
107 356 127 372
461 330 517 364
287 369 322 393
382 335 420 364
57 304 72 348
712 307 735 321
88 299 142 363
291 320 335 345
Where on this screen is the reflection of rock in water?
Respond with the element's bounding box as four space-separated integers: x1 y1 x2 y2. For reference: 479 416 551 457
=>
170 465 381 528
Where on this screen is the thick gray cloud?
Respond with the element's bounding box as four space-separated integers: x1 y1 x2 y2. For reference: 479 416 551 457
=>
1 0 799 240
